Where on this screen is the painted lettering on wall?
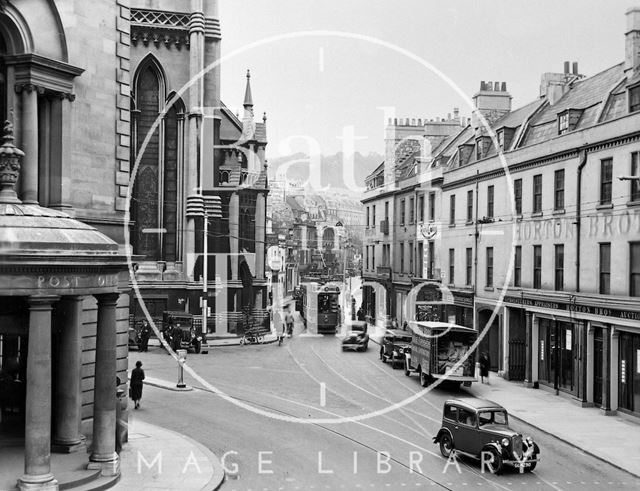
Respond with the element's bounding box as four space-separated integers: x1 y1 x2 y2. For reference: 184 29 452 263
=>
515 209 640 243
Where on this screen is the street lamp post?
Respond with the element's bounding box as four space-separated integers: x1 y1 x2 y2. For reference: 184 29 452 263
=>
199 195 222 353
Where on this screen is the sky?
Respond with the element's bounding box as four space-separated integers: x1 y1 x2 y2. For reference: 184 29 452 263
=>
218 0 627 158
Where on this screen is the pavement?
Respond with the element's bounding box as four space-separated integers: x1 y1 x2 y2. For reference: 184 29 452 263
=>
368 333 640 479
116 384 225 491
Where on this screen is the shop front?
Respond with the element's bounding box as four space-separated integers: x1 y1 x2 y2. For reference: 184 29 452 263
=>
618 329 640 416
537 318 581 397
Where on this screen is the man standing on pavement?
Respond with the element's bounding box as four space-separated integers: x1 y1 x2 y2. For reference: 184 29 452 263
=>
139 320 151 352
274 309 285 346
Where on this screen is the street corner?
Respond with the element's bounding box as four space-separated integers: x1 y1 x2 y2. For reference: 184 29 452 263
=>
116 420 225 491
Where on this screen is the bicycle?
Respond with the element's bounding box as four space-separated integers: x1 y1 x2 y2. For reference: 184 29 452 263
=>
239 329 264 345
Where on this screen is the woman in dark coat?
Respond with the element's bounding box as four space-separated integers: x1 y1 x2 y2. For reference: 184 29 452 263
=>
130 360 145 409
479 352 490 384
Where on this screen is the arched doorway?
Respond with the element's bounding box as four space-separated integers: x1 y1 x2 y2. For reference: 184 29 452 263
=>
477 308 500 372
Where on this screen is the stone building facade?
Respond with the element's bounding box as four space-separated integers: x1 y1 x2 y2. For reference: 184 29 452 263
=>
364 6 640 418
0 1 131 489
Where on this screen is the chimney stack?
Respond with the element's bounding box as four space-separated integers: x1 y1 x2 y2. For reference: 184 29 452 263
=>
625 7 640 77
564 61 570 74
572 61 579 75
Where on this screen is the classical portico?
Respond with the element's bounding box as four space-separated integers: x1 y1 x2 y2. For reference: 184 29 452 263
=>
0 122 128 490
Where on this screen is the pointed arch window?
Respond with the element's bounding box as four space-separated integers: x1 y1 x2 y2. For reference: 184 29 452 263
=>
131 58 184 262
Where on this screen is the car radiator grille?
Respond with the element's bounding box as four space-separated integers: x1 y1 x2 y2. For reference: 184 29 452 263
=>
512 435 523 459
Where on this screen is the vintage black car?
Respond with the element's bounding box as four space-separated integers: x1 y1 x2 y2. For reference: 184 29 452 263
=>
433 398 540 474
341 321 369 351
162 311 204 354
380 329 412 368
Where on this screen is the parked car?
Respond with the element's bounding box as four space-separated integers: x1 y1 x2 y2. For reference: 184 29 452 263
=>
380 329 412 368
341 321 369 351
162 311 204 354
433 398 540 474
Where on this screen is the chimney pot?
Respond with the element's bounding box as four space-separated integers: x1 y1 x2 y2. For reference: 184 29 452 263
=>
572 61 578 75
393 118 398 125
453 107 460 119
494 81 500 91
447 113 451 120
418 118 422 125
564 61 570 74
627 7 640 75
501 82 507 91
480 81 485 90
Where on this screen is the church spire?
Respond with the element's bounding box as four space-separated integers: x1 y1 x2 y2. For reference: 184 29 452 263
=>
243 69 253 109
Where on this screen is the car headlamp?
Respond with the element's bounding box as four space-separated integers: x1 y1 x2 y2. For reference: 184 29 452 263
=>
525 437 533 446
501 438 510 447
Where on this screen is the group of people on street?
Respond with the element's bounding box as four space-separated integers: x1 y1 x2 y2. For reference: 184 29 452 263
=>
273 306 296 346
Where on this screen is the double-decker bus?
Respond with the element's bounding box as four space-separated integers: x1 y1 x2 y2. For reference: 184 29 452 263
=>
300 282 341 334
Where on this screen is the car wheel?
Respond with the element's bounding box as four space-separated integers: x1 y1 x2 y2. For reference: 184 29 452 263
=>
439 433 453 458
193 340 202 354
363 342 368 351
484 447 503 475
420 370 430 387
380 349 386 363
526 455 538 472
404 359 411 376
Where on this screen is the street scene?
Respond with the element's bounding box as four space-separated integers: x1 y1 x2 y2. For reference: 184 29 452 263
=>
2 1 640 491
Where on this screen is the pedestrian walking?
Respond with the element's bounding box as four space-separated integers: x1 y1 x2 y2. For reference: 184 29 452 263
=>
479 351 490 384
171 322 182 352
285 308 295 337
274 309 285 346
139 320 151 352
357 307 365 322
130 361 145 409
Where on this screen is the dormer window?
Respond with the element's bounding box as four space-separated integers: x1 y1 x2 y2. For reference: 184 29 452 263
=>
557 109 582 135
558 112 570 134
630 84 640 113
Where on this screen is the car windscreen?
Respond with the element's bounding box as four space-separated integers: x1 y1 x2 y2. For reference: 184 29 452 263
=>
478 410 508 426
397 336 412 343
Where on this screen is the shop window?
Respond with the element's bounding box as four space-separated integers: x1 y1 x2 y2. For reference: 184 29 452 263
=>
600 158 613 205
599 243 611 294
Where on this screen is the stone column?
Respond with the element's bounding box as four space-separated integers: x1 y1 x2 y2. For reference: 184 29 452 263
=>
229 193 239 280
586 323 594 404
88 293 120 476
53 296 85 453
19 295 59 491
21 85 40 204
609 328 619 414
601 324 611 414
524 312 533 387
255 192 266 280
